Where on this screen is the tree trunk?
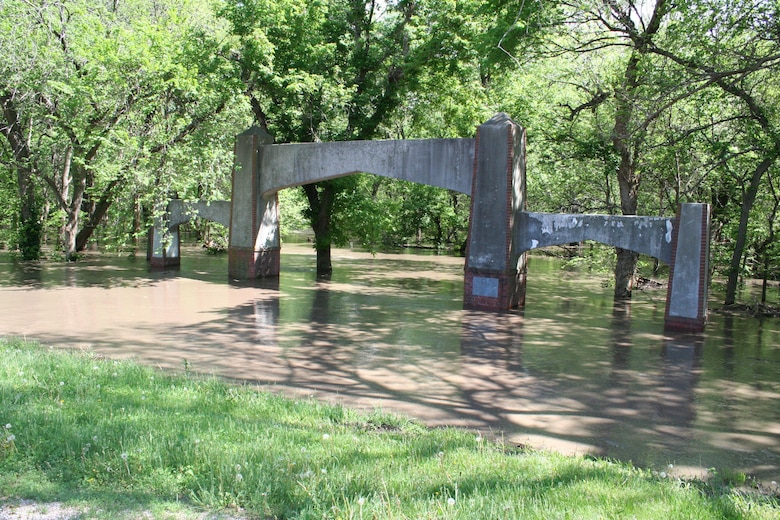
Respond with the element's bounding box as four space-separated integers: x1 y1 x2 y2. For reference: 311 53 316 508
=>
1 93 42 260
303 182 336 279
725 155 775 305
611 52 642 300
75 176 124 251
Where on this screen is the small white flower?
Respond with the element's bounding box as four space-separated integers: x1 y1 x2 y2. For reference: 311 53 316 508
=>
4 424 10 430
235 473 243 481
6 435 15 442
437 451 444 458
321 468 327 474
447 497 456 506
668 464 674 469
92 436 98 442
357 497 365 506
121 452 128 460
771 481 777 487
235 464 242 471
659 471 667 478
301 447 307 453
322 433 330 440
59 381 64 386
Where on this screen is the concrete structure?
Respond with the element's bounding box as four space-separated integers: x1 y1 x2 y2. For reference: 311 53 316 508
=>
148 199 231 268
149 113 711 331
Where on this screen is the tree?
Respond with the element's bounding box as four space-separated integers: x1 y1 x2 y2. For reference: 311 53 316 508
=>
517 0 780 304
0 0 240 260
220 0 544 276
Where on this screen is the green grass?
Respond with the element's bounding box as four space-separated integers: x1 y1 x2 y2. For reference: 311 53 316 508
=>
1 337 777 519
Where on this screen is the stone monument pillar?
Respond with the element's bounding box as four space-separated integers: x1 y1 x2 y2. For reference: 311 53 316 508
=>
228 126 280 279
148 202 180 268
664 203 711 331
463 113 527 311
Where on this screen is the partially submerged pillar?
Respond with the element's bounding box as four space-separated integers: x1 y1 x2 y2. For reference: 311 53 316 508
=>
148 204 180 268
228 126 279 279
664 203 711 331
464 113 527 311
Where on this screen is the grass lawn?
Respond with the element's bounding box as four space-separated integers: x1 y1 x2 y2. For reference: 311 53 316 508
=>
1 337 777 519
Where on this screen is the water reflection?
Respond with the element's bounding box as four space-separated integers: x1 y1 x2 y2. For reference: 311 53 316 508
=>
0 246 778 486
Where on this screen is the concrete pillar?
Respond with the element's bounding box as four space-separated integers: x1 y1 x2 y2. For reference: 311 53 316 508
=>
464 113 527 311
228 126 279 279
664 203 711 332
148 204 181 268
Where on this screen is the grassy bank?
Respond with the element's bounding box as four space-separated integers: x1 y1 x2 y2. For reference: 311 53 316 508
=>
0 338 777 519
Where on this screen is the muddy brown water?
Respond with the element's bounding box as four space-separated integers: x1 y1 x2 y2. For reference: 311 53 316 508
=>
1 245 778 487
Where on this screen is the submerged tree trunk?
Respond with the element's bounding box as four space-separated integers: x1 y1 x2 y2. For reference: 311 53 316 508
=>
303 182 336 279
1 93 42 260
725 155 775 305
611 52 642 300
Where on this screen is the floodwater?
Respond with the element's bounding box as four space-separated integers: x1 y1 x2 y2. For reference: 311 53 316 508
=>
1 245 778 486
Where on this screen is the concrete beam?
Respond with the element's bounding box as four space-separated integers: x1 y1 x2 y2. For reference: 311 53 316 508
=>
168 200 231 229
257 138 475 197
518 212 675 264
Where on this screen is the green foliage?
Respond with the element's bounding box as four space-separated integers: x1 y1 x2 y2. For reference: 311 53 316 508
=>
2 337 778 519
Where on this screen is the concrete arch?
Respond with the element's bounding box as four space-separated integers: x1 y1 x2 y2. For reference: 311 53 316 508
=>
257 138 475 197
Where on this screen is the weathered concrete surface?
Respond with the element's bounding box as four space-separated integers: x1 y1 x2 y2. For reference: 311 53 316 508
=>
518 212 675 264
257 138 475 197
168 200 231 229
229 127 279 279
464 113 527 310
665 203 711 331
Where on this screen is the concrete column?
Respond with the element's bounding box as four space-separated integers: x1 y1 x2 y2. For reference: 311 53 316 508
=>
464 113 527 311
228 126 279 279
664 203 711 331
148 203 181 268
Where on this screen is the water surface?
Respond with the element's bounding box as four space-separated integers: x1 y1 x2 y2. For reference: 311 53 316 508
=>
1 246 778 486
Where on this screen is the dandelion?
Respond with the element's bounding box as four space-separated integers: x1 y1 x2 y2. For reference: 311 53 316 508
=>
236 473 243 482
659 471 667 478
357 497 365 506
321 468 327 474
322 433 330 440
6 435 15 442
59 381 64 386
92 436 98 442
4 424 11 430
121 452 128 460
668 464 674 469
447 497 456 506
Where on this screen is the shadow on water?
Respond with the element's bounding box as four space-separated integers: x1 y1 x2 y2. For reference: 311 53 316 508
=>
0 245 778 485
